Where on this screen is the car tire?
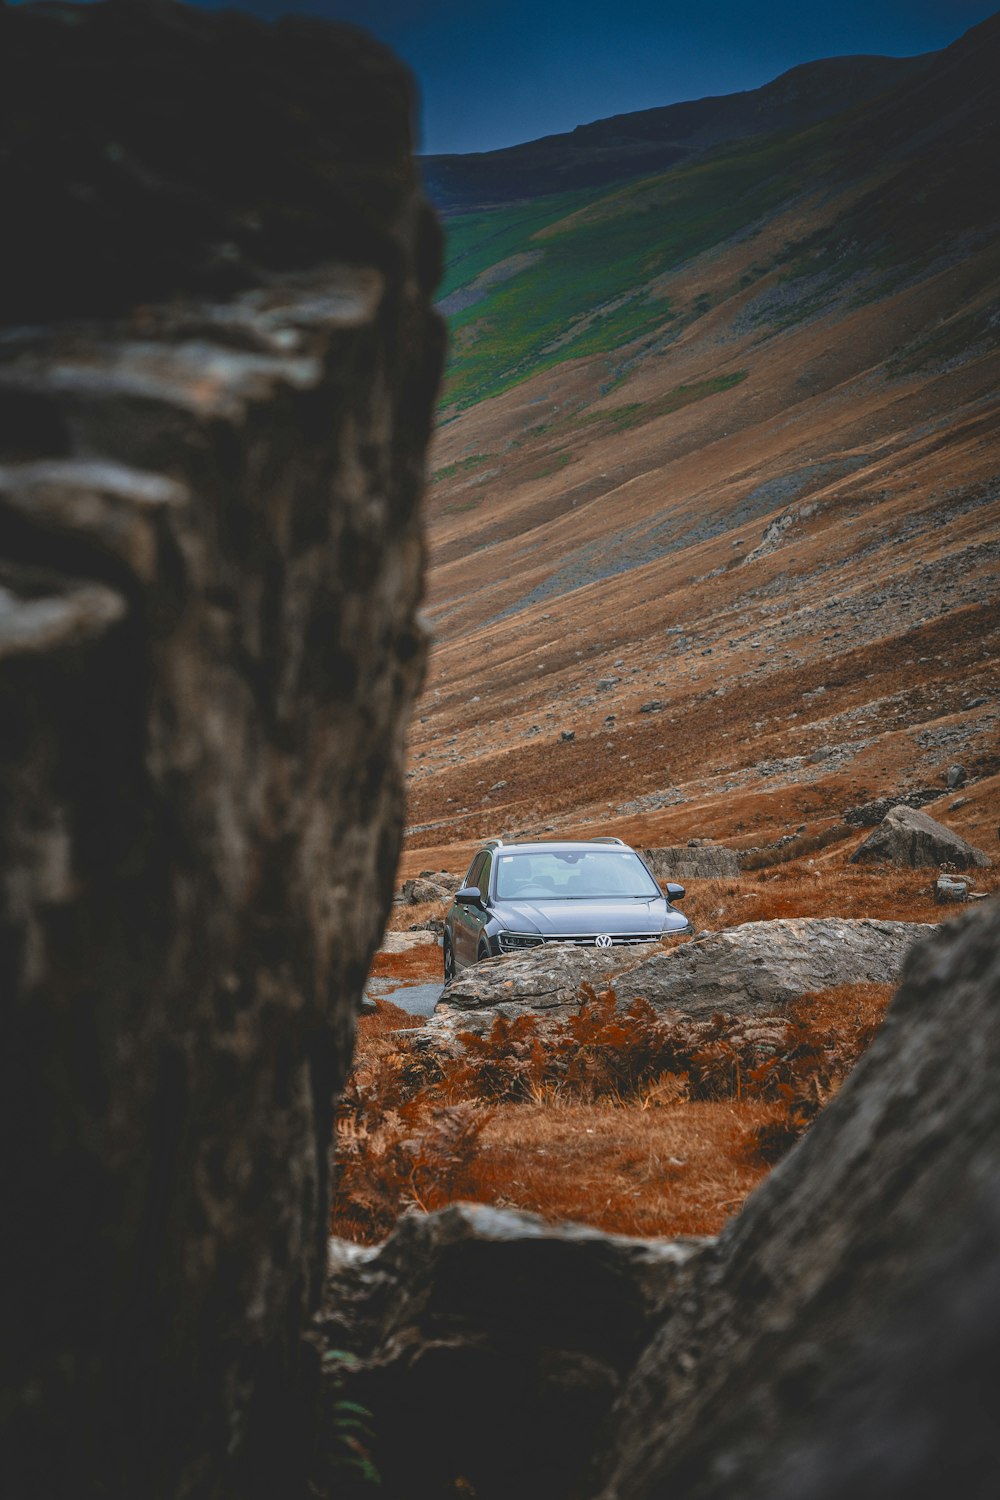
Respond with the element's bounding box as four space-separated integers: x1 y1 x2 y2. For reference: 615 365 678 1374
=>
477 939 491 964
443 933 456 982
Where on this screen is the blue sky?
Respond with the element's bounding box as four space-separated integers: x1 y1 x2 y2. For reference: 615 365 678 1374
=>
33 1 1000 153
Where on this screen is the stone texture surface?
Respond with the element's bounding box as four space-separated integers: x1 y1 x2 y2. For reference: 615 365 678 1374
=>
319 1204 706 1500
2 1 437 323
850 803 991 869
433 919 931 1039
379 930 439 955
439 941 652 1013
842 787 943 826
0 7 443 1499
642 844 741 880
614 917 934 1016
401 874 453 903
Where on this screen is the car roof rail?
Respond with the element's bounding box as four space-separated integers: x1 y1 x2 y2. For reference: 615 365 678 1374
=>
483 837 504 851
589 836 626 845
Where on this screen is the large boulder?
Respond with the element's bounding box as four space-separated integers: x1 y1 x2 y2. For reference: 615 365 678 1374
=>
400 875 453 904
842 788 943 827
440 942 650 1013
320 902 1000 1500
318 1206 705 1500
433 920 931 1037
850 804 991 869
614 917 933 1017
1 7 443 1498
643 844 741 880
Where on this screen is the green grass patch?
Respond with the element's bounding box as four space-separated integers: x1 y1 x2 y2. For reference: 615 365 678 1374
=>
438 121 841 412
567 371 749 436
527 452 575 480
438 187 600 302
431 452 495 482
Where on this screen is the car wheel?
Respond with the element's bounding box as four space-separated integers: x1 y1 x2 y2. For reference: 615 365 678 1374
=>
477 939 491 964
443 933 456 982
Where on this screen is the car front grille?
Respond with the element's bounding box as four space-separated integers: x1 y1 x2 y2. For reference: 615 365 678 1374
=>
546 933 662 946
500 931 660 951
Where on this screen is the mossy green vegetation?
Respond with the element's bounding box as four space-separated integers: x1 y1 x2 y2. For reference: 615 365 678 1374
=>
568 372 750 435
438 122 841 412
431 452 495 482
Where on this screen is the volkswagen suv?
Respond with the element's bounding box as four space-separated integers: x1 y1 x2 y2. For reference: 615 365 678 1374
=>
443 837 691 979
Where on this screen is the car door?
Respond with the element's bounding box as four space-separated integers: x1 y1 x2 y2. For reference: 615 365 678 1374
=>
462 850 493 964
454 852 486 969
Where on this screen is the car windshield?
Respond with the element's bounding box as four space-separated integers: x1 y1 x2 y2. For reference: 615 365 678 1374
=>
494 849 660 901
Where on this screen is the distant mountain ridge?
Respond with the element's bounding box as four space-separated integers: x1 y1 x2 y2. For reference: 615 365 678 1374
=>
421 53 932 213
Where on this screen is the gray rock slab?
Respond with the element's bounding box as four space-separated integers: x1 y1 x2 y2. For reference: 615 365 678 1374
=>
378 931 439 955
642 845 741 880
440 942 657 1012
615 917 934 1017
432 920 933 1033
850 804 991 869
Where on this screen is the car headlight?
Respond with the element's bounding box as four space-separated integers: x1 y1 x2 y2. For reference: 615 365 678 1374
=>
497 931 544 952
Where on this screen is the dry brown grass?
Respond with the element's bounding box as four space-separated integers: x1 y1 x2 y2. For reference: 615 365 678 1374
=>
677 865 971 930
368 943 442 985
385 899 447 932
467 1098 781 1237
357 998 426 1038
791 981 893 1033
336 982 890 1243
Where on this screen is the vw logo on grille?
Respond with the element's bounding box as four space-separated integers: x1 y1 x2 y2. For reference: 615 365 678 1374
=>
595 934 614 948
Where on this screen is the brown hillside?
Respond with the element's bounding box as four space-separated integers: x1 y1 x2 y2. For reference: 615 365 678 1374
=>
402 22 1000 890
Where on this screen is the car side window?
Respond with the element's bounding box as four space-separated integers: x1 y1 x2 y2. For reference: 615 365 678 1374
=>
466 853 486 891
478 852 493 903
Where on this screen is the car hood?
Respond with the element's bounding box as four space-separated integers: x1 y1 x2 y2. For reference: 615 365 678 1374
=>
494 897 678 937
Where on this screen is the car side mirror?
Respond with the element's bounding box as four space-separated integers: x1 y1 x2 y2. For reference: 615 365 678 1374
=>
456 885 482 906
666 882 685 902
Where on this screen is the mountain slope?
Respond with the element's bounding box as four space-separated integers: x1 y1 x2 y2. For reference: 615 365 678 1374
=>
422 54 929 213
436 13 999 416
402 14 1000 883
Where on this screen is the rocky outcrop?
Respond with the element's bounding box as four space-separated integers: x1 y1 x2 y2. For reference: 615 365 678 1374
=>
850 804 991 869
379 931 439 955
614 917 933 1017
400 874 455 903
842 787 943 826
1 7 442 1499
433 919 931 1038
935 873 971 903
319 1205 706 1500
440 942 649 1013
322 902 1000 1500
642 844 741 880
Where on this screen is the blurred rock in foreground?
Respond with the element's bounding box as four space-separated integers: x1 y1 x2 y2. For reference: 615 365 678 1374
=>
0 3 443 1496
